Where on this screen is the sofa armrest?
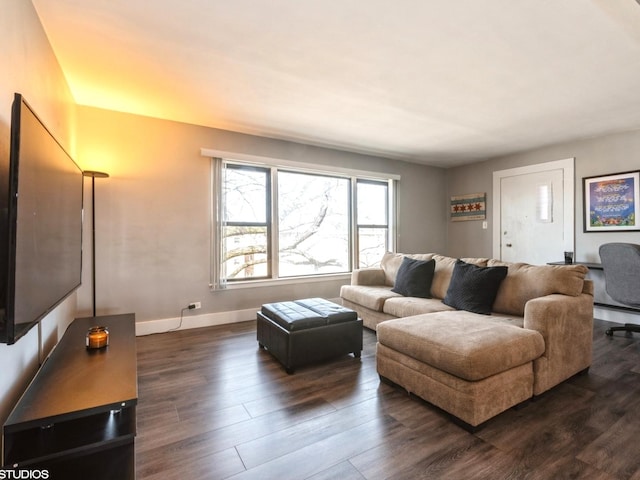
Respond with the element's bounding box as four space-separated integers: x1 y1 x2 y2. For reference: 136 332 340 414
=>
523 292 594 395
351 267 386 286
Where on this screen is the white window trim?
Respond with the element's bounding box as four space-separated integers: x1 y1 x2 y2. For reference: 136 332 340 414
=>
204 148 398 290
201 148 400 181
221 272 352 290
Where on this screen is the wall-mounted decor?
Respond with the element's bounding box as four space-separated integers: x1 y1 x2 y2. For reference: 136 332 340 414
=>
583 170 639 232
450 193 486 221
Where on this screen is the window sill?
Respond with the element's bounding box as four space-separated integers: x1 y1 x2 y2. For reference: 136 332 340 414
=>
211 273 351 290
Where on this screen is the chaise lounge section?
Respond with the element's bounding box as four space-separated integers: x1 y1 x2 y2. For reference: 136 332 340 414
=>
340 252 594 427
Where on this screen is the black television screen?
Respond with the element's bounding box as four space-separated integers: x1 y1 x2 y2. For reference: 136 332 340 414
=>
0 93 83 344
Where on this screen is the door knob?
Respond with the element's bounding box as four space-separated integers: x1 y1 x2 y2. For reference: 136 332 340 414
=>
506 243 512 247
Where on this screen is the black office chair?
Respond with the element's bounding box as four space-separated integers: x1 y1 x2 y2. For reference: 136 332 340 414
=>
599 243 640 336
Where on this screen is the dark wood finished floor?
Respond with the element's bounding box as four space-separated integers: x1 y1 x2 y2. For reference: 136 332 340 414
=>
136 318 640 479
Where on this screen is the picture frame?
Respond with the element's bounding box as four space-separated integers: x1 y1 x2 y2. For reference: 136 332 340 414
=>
583 170 640 232
450 192 486 221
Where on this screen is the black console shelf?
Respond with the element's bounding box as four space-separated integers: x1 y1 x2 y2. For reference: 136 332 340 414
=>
2 313 137 479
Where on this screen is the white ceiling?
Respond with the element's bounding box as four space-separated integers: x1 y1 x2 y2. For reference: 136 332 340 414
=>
31 0 640 167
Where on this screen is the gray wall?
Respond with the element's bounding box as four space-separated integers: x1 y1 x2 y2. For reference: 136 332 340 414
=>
0 0 78 431
446 129 640 261
75 106 448 327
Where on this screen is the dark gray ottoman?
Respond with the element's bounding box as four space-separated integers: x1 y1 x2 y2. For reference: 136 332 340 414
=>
257 297 362 373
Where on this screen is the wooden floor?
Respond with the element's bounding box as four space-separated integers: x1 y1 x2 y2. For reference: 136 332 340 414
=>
135 318 640 480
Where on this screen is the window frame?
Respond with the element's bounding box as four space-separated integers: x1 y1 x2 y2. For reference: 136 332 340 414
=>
355 178 391 269
222 163 272 280
207 151 398 288
276 168 352 278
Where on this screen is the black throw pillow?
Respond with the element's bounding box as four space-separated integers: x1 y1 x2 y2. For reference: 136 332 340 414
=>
391 257 436 298
443 259 508 314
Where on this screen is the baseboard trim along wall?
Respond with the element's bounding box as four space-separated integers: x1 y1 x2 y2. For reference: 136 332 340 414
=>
135 297 344 336
135 308 258 336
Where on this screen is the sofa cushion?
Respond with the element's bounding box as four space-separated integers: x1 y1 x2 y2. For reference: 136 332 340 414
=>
339 285 401 312
391 257 436 298
382 296 456 317
430 255 489 299
376 311 545 381
380 252 435 286
484 312 525 328
487 261 589 316
443 260 508 314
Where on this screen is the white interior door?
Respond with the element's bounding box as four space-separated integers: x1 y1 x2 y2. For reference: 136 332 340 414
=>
500 170 564 264
493 159 575 265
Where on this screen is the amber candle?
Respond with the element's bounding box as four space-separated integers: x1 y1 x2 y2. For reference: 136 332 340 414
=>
86 326 109 349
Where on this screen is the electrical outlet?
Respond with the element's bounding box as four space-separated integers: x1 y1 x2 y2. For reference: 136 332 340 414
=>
188 302 201 310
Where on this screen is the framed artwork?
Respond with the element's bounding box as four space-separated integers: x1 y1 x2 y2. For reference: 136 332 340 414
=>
583 170 640 232
450 193 486 221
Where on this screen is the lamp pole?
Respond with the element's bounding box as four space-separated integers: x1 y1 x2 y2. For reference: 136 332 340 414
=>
82 170 109 317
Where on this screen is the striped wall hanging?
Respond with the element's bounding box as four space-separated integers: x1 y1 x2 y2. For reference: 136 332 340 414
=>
450 193 486 221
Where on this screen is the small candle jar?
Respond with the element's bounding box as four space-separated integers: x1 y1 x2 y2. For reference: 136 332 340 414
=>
86 326 109 349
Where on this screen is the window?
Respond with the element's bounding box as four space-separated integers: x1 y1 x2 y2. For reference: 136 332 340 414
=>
222 165 270 279
278 171 350 277
215 158 395 284
356 180 389 268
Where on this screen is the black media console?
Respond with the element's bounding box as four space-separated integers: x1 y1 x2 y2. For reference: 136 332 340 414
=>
2 313 137 479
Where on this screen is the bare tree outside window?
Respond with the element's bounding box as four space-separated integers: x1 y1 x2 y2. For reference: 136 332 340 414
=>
223 166 269 279
221 163 391 281
278 171 349 276
357 180 389 268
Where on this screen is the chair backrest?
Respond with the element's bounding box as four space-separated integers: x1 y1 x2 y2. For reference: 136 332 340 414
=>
599 243 640 307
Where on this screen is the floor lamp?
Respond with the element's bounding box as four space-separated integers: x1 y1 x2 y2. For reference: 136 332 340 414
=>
83 170 109 317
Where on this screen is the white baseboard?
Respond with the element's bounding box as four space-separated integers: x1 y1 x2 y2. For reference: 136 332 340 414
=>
134 297 343 337
135 308 258 336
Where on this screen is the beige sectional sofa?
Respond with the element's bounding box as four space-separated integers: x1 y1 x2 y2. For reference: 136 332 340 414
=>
340 252 594 428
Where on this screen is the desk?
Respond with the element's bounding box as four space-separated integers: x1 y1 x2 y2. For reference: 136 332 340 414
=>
548 261 602 270
549 262 638 313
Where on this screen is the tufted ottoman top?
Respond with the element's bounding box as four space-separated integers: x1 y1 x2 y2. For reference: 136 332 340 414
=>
261 298 358 331
376 310 545 381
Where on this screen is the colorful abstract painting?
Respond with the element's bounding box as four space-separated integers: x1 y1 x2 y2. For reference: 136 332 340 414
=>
583 171 640 232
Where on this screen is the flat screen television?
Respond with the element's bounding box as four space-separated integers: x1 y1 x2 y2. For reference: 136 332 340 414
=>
0 93 83 344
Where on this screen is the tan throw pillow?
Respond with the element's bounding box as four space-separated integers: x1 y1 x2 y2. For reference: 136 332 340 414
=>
381 252 406 286
488 260 588 316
